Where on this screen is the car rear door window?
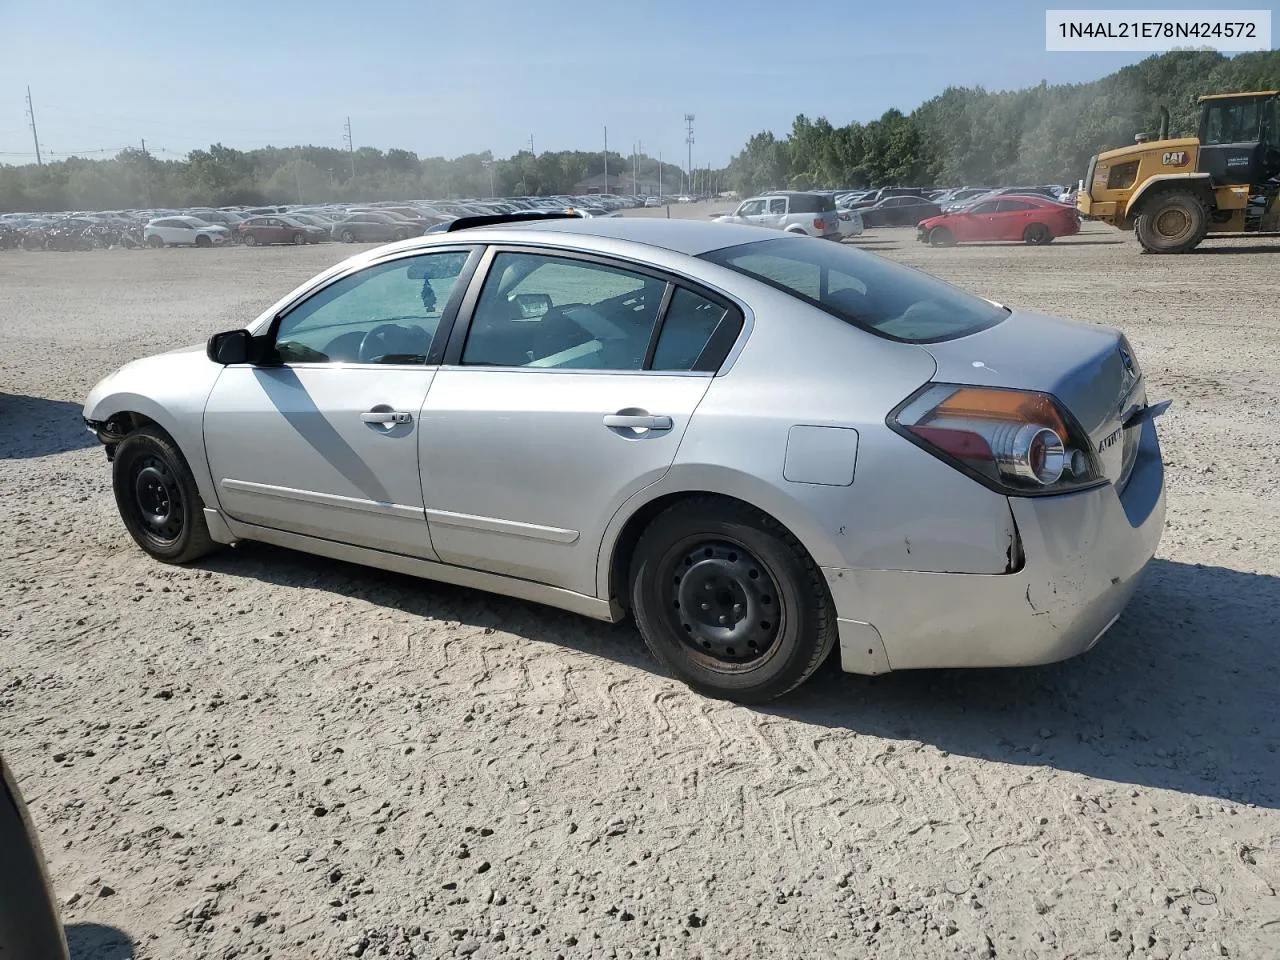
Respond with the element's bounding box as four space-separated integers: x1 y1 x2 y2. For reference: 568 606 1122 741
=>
461 253 667 370
651 287 742 372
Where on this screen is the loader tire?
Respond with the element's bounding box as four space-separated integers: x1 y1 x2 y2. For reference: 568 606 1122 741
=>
1134 189 1209 254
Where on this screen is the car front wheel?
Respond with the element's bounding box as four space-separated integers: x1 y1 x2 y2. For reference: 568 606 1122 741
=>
629 498 837 703
112 426 216 564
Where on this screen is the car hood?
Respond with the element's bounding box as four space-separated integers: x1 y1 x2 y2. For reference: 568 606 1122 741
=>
923 310 1139 480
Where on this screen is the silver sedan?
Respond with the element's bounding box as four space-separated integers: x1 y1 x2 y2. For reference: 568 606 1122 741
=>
83 218 1168 703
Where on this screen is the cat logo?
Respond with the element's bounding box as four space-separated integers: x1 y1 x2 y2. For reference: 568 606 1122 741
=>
1162 151 1188 166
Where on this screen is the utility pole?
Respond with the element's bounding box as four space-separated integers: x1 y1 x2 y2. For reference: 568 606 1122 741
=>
140 139 152 207
343 117 356 179
659 150 663 196
529 134 535 157
25 86 42 165
684 114 695 198
632 142 637 195
603 125 608 196
637 140 643 194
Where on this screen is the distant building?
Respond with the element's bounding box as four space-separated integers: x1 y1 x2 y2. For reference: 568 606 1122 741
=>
573 172 665 196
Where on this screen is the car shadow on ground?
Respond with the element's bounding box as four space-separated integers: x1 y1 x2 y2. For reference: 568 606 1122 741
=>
65 922 134 960
0 394 97 460
203 547 1277 808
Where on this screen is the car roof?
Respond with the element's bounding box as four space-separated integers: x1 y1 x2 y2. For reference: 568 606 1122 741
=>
476 217 777 256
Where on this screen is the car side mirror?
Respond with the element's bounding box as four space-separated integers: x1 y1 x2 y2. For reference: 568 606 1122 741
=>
207 329 262 365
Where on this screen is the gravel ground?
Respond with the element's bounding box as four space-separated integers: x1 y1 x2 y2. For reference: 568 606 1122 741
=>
2 215 1278 960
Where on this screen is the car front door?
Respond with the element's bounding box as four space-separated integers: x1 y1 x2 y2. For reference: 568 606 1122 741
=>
734 199 766 226
202 247 479 557
418 248 743 596
958 200 1001 240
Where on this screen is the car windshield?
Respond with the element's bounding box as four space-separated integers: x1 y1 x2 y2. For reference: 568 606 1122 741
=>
699 235 1007 343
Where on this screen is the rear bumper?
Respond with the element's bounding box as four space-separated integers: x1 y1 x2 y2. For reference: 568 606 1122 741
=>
825 416 1166 673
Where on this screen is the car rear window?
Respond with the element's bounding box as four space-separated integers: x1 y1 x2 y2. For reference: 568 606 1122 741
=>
786 194 836 214
699 236 1007 344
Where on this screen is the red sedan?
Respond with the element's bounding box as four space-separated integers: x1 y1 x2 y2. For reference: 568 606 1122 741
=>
917 195 1080 246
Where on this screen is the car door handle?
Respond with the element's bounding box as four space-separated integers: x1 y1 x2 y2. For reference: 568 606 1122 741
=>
361 410 413 424
603 414 673 430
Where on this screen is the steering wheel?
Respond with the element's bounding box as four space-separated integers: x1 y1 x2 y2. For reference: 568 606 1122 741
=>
358 323 407 363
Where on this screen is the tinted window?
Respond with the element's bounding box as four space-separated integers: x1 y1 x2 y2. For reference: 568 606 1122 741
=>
700 236 1005 344
995 199 1035 212
273 251 470 364
652 288 740 371
462 253 665 370
788 194 836 213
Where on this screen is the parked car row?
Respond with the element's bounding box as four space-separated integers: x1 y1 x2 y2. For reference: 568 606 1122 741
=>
0 192 664 252
713 183 1081 247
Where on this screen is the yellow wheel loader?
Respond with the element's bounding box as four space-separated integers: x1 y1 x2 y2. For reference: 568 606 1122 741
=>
1077 91 1280 253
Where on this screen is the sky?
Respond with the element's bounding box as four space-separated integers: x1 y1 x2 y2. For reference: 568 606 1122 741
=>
0 0 1245 167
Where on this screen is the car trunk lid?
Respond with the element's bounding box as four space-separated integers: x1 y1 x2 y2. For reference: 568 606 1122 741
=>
923 310 1144 488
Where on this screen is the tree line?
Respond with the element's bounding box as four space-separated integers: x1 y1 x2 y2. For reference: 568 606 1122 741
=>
725 49 1280 194
0 144 689 213
2 50 1278 212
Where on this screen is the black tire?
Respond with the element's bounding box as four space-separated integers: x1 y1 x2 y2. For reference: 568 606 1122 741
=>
1133 189 1209 253
242 233 258 246
195 234 212 248
928 226 955 247
146 235 164 248
341 230 356 243
629 498 837 703
1023 223 1052 245
292 233 305 245
112 426 216 564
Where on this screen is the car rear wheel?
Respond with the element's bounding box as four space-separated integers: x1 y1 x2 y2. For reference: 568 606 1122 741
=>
1023 223 1052 245
195 234 212 248
629 498 837 703
112 426 216 565
341 230 356 243
928 226 955 247
146 235 164 248
242 233 258 246
292 233 305 245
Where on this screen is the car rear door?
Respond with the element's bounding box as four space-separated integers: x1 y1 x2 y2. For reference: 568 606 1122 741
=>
417 247 743 597
203 247 480 557
994 199 1034 240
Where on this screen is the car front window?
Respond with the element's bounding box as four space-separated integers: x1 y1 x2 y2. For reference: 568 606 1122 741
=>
273 251 472 364
699 236 1007 344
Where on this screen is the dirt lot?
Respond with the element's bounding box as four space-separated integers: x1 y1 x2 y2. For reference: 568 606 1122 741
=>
2 214 1279 960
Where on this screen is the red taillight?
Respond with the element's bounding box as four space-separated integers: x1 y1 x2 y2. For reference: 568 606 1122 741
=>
890 384 1101 495
813 217 826 230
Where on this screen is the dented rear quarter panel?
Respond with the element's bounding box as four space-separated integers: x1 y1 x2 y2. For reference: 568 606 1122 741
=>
599 284 1020 596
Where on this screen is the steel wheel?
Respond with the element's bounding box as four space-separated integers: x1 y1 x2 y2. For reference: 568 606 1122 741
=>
111 426 216 564
661 538 783 670
629 497 837 702
131 454 184 544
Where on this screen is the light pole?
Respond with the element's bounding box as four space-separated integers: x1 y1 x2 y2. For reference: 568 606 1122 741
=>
482 159 494 198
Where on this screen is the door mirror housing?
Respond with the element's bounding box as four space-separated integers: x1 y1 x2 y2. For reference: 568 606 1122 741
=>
207 328 267 365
